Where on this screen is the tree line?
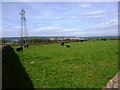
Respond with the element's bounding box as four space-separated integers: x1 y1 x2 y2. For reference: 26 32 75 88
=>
1 38 120 45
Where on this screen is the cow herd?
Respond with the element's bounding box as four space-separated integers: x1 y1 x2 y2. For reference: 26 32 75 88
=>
16 44 29 52
61 42 70 48
16 39 107 52
16 47 23 52
16 42 71 52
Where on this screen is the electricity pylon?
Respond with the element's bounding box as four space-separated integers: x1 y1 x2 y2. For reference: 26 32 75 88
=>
19 8 29 47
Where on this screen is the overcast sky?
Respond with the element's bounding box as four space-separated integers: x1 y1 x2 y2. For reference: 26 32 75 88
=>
2 2 118 37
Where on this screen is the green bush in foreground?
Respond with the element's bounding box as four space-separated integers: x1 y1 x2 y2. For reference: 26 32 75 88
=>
14 40 118 88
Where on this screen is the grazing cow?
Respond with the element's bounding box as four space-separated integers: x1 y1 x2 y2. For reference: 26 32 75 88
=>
16 47 23 52
101 39 106 41
80 40 83 42
76 40 79 42
61 42 64 46
66 45 70 48
24 44 29 48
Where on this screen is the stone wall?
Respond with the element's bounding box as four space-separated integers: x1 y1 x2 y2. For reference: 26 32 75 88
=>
2 45 34 89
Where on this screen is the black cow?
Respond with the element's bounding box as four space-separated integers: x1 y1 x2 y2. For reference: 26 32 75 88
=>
101 39 106 41
80 40 83 42
76 40 79 42
16 47 23 52
61 42 64 46
66 45 70 48
24 44 29 48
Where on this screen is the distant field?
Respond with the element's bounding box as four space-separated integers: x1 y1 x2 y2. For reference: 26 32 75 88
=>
14 40 118 88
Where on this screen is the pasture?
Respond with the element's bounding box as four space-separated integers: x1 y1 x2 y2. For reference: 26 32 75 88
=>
14 40 118 88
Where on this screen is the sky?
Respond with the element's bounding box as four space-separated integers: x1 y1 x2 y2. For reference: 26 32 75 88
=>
2 2 118 37
1 0 119 2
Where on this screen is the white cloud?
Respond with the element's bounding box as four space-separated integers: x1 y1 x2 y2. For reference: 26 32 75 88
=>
33 26 81 32
86 11 106 15
95 19 118 28
83 11 107 19
79 19 118 36
80 4 91 8
69 10 117 19
62 29 80 32
84 30 117 36
28 26 82 36
70 16 79 19
26 18 118 36
33 26 61 32
82 10 117 19
14 26 20 29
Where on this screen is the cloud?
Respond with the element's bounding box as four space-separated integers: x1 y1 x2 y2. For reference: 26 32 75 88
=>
62 28 80 32
80 4 91 8
2 28 19 37
28 26 81 36
84 30 117 36
80 19 118 36
14 26 21 29
82 11 107 19
2 2 118 37
94 19 118 28
86 11 106 15
82 10 117 19
33 26 61 32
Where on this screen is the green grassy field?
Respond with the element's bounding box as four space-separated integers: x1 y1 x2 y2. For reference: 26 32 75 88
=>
14 40 118 88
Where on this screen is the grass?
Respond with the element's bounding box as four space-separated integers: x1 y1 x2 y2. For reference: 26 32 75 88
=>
13 40 118 88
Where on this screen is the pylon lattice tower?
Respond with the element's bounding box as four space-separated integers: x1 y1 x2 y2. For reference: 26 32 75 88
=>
19 8 29 46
